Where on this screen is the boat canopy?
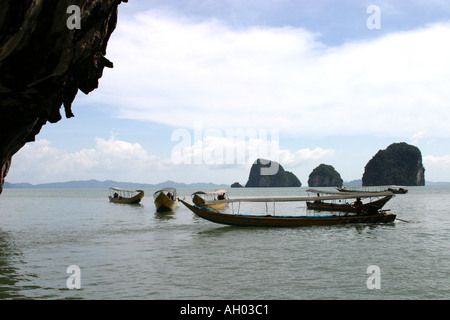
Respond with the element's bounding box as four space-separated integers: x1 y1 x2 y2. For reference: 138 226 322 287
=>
109 187 143 193
306 188 393 196
206 191 394 205
153 188 177 200
192 189 228 195
154 187 177 194
338 185 406 191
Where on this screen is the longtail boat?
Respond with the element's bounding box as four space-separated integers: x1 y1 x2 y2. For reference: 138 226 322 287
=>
337 186 408 194
153 188 178 212
192 189 228 210
109 187 144 204
305 189 394 213
179 192 396 227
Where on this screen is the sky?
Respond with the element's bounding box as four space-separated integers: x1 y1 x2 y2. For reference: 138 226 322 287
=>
6 0 450 185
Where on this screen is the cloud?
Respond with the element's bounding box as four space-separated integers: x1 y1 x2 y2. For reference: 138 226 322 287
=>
7 134 334 184
90 9 450 139
424 154 450 166
278 147 335 168
410 131 429 144
7 137 170 184
423 154 450 181
170 129 334 169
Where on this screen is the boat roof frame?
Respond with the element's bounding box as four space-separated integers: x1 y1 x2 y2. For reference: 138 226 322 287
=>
192 189 228 196
154 187 177 194
206 191 394 205
110 187 143 193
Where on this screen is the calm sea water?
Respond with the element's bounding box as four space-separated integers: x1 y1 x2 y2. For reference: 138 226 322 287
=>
0 186 449 300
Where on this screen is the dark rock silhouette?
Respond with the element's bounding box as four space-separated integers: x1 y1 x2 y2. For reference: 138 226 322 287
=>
362 142 425 186
308 164 343 187
245 159 301 187
231 182 244 188
0 0 127 193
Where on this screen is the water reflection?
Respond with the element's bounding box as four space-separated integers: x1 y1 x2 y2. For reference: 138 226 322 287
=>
0 230 23 299
195 219 397 237
154 210 177 221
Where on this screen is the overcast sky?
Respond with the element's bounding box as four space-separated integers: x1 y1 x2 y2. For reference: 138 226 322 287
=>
7 0 450 185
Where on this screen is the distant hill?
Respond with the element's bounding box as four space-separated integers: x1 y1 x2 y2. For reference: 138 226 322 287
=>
4 179 229 189
231 182 244 188
343 179 362 187
4 182 35 188
245 158 302 187
308 164 343 187
425 181 450 186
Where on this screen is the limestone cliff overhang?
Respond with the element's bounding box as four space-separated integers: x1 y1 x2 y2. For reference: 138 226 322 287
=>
0 0 127 193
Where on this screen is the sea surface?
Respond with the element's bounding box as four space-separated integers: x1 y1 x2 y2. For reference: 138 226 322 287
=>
0 186 449 300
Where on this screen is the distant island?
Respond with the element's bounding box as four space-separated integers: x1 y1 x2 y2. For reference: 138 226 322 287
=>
245 159 301 187
363 142 425 186
308 164 343 187
4 179 229 189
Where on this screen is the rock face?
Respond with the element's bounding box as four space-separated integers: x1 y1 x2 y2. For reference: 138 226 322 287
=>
362 142 425 186
0 0 126 194
245 159 302 187
308 164 343 187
